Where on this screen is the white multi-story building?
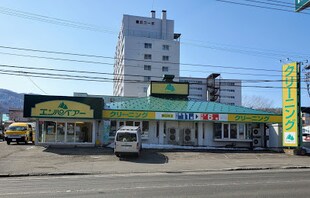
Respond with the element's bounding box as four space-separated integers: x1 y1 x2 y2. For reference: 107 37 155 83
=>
113 10 181 97
179 77 242 106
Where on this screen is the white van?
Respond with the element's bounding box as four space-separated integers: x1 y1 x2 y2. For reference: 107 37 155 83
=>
114 126 142 157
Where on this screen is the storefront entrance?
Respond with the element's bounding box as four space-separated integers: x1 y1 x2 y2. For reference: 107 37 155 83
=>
38 120 94 144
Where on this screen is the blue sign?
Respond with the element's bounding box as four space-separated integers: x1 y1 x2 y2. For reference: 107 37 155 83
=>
177 113 194 120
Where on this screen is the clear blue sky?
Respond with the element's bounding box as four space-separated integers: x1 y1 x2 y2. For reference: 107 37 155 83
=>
0 0 309 108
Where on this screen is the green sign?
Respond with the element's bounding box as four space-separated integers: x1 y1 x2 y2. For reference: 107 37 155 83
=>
296 0 310 12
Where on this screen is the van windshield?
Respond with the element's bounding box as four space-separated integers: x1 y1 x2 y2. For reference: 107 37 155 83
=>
116 133 137 142
8 126 27 131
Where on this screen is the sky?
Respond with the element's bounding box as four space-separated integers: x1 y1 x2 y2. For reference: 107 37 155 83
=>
0 0 309 108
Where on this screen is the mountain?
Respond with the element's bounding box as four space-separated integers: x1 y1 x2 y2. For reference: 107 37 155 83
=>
0 89 24 113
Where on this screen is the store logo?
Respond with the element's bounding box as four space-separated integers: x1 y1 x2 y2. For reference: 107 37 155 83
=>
284 132 296 144
58 102 68 109
165 84 176 92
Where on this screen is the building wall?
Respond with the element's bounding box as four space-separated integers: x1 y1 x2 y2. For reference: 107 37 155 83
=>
179 77 242 106
106 119 265 148
113 11 180 97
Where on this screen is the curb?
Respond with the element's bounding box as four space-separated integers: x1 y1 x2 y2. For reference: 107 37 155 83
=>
1 166 310 178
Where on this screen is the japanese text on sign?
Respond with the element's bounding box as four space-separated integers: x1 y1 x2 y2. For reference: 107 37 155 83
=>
282 62 298 147
103 110 155 119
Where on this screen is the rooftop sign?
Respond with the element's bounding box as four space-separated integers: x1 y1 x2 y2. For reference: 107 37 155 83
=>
149 82 189 96
296 0 310 12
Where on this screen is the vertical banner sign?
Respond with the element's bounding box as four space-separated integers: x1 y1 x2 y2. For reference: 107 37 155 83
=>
282 62 299 147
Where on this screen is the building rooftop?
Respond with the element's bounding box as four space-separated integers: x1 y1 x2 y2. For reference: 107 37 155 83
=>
105 96 276 115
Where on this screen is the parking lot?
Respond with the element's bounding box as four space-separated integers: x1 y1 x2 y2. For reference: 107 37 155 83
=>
1 140 310 177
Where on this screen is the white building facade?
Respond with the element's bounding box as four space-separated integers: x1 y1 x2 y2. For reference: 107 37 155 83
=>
179 77 242 106
113 10 181 97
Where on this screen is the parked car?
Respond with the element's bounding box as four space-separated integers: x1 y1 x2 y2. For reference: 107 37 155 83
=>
114 126 142 157
4 122 35 145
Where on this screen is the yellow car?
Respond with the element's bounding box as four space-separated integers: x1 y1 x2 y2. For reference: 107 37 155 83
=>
4 122 35 145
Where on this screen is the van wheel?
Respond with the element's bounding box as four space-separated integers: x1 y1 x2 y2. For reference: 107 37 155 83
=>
6 141 10 145
116 154 120 157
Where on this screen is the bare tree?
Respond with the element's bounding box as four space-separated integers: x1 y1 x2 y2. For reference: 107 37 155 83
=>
242 95 281 114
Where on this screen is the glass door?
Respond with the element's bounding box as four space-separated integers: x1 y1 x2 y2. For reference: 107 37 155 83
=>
67 123 75 143
56 122 65 142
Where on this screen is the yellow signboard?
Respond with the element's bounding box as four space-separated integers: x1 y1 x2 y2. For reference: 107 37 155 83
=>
151 82 189 95
282 62 298 147
228 114 282 123
31 100 94 118
103 110 155 119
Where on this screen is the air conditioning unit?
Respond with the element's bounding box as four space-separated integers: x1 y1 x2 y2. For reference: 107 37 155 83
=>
253 138 262 147
168 128 177 144
183 128 194 145
252 128 262 137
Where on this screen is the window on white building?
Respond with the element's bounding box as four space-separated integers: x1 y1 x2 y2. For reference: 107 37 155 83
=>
162 66 169 72
214 123 252 140
144 65 151 71
162 56 169 61
144 43 152 49
162 45 169 50
144 76 151 81
144 54 152 59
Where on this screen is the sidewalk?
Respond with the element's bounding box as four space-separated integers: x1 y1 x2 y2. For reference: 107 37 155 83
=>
0 142 310 177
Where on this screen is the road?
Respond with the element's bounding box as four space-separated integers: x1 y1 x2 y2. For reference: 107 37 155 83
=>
1 170 310 198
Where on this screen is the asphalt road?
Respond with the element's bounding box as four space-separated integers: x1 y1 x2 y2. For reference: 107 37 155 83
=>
1 169 310 198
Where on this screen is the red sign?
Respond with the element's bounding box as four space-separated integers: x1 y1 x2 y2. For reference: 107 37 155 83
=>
202 114 219 120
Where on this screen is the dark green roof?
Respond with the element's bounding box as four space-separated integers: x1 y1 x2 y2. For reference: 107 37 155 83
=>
105 97 274 115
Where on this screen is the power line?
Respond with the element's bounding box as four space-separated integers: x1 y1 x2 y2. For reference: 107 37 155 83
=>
0 6 117 34
215 0 310 14
0 51 286 78
181 41 310 60
26 76 48 94
0 70 305 89
0 45 284 73
0 64 307 86
2 5 310 62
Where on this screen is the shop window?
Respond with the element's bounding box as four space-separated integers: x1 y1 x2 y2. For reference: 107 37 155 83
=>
67 123 75 143
39 121 56 143
246 124 252 139
213 123 222 139
195 122 198 139
214 123 251 140
119 121 124 128
56 122 65 142
156 121 159 138
223 124 229 138
142 121 149 138
230 124 237 139
38 121 92 143
238 124 245 139
126 121 134 126
110 120 116 137
202 123 205 139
